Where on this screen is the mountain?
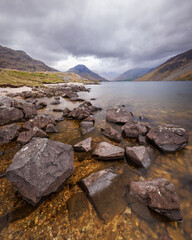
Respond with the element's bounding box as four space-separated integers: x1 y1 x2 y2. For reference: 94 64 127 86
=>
114 68 153 81
0 45 57 72
67 64 108 82
135 49 192 81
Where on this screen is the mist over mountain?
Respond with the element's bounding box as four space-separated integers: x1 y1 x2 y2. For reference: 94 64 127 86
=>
114 68 153 81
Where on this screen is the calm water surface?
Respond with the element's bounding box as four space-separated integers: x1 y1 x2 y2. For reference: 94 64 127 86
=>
0 81 192 239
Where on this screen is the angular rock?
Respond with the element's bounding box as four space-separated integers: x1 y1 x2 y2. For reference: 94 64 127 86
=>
11 99 37 119
45 124 58 133
130 178 182 221
106 108 133 124
55 115 64 122
122 121 149 138
50 100 60 105
92 141 125 160
63 107 71 117
0 123 20 143
6 138 74 205
35 101 47 110
73 137 92 152
83 115 95 122
17 127 48 144
0 106 24 126
101 126 121 143
34 114 56 129
125 146 151 168
146 124 188 152
138 135 148 145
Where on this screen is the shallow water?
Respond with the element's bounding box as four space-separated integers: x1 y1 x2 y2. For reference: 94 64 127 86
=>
0 81 192 239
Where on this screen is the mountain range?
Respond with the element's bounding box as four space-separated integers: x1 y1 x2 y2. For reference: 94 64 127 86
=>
67 64 108 82
114 68 153 81
135 49 192 81
0 45 57 72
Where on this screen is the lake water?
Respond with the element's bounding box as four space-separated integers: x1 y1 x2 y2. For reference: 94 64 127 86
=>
0 81 192 239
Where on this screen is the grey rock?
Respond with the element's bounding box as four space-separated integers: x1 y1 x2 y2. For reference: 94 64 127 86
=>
73 137 92 152
6 138 74 205
122 121 149 138
0 106 24 126
45 124 59 133
50 100 60 105
17 127 48 144
138 135 148 145
101 126 121 143
0 123 20 143
106 108 133 124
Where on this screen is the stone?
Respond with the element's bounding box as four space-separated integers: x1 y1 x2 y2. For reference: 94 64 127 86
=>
0 106 24 126
33 114 56 129
106 108 133 124
50 100 60 105
6 138 74 205
129 178 182 221
83 115 95 122
17 127 48 144
55 115 64 122
73 137 92 152
138 135 148 145
64 92 78 99
45 124 59 133
35 101 47 110
146 124 188 152
80 126 95 135
11 99 37 119
125 146 151 168
53 108 63 112
0 123 20 143
92 141 125 160
101 126 121 143
122 121 149 138
80 121 94 128
63 107 71 117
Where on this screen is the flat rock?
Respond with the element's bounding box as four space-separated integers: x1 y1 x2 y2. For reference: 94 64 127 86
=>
122 121 149 138
130 178 182 221
125 146 151 168
106 108 133 124
17 127 48 144
0 123 20 143
92 141 125 160
45 124 58 133
73 137 92 152
34 101 47 110
50 100 60 105
101 126 121 143
6 138 74 205
80 126 95 135
147 124 188 152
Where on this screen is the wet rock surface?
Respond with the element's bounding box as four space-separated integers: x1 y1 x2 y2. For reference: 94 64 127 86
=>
122 121 150 138
73 137 92 152
125 146 151 169
129 178 182 221
92 141 125 160
147 124 188 152
106 108 133 124
0 123 20 143
17 127 48 144
45 124 58 133
101 126 121 143
6 137 74 205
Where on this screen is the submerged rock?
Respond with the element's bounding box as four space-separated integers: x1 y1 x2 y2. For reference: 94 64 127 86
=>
73 137 92 152
0 123 20 143
101 126 121 143
130 178 182 221
17 127 48 144
92 141 125 160
106 108 133 124
122 121 149 138
45 124 59 133
147 124 188 152
6 138 74 205
125 146 151 169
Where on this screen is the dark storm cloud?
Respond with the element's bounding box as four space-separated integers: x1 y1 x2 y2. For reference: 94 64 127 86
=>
0 0 192 73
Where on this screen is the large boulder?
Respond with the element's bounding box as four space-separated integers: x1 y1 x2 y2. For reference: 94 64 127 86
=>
125 146 151 169
147 124 188 152
0 123 20 143
92 141 125 160
106 108 133 124
6 138 74 205
101 126 121 143
0 106 24 126
122 121 150 138
130 178 182 221
17 127 48 144
11 99 37 119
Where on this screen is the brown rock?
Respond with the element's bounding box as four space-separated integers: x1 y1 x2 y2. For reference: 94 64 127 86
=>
73 137 92 152
45 124 58 133
0 123 20 143
106 108 133 124
17 127 48 144
122 121 149 138
101 126 121 143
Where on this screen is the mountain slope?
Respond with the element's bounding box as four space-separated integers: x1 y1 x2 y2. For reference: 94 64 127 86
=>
0 45 57 72
135 49 192 81
67 64 108 82
114 68 153 81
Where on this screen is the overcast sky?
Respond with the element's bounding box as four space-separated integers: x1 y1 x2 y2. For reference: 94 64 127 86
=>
0 0 192 78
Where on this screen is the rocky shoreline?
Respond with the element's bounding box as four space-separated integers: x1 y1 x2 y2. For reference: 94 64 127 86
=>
0 83 190 238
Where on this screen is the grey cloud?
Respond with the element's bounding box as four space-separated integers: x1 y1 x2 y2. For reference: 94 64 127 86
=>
0 0 192 73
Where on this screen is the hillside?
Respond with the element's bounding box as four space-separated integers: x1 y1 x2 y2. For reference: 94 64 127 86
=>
136 49 192 81
114 68 153 81
67 64 108 82
0 45 57 72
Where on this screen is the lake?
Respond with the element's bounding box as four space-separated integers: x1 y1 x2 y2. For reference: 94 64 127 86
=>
0 81 192 239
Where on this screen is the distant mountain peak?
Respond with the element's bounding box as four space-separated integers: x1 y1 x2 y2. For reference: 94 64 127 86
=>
67 64 108 82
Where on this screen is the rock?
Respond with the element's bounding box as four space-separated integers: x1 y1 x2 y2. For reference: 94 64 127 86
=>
11 99 37 119
138 135 148 145
73 137 92 152
35 101 47 110
22 119 35 130
54 97 60 100
101 126 121 143
45 124 58 133
34 114 56 129
146 124 188 152
80 121 94 128
6 138 74 205
125 146 151 168
83 115 95 122
80 126 95 135
130 178 182 221
53 108 63 112
106 108 133 124
0 151 4 156
0 123 20 143
0 106 24 126
92 141 125 160
50 100 60 105
64 92 78 99
17 127 48 144
63 107 71 117
54 115 64 122
122 121 149 138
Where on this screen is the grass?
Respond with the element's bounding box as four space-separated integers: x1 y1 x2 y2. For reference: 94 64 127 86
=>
0 69 98 87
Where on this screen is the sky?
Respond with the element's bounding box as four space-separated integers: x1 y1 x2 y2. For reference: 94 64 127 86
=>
0 0 192 78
